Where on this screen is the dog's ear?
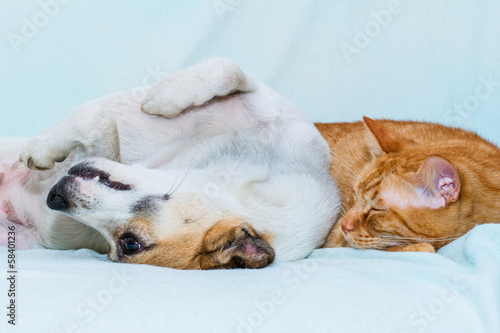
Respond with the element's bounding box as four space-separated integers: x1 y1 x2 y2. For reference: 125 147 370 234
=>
198 218 275 269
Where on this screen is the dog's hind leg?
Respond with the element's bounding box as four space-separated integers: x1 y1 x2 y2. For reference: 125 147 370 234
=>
0 219 42 250
141 57 257 118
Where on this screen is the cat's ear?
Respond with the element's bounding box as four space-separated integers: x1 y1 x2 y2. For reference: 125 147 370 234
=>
408 156 461 208
363 117 416 155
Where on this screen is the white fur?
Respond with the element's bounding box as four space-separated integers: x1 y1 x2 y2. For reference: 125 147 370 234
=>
1 58 340 263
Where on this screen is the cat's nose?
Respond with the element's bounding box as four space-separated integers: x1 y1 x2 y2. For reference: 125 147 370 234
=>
341 219 357 235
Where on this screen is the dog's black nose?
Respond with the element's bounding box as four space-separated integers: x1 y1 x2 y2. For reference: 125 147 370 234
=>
46 178 71 211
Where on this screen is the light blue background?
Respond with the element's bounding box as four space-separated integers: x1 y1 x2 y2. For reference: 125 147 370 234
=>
1 0 499 145
1 3 500 332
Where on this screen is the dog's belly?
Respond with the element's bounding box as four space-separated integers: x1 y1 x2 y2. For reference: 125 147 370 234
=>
0 158 35 228
0 156 48 249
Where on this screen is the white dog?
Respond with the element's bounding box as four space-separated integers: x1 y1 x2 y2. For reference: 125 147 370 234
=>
0 58 339 269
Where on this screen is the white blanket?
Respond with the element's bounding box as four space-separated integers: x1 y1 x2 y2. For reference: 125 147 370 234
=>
2 224 499 332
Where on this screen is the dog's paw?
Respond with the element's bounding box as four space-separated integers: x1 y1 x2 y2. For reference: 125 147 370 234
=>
141 79 190 118
141 58 247 118
19 138 71 170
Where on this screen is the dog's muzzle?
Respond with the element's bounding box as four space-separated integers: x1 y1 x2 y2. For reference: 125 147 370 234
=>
46 163 133 211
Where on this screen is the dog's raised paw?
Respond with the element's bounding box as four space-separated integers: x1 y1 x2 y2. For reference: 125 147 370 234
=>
141 79 191 118
19 139 70 170
141 57 251 119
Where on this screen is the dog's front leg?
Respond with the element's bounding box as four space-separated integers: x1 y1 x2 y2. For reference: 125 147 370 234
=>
19 105 120 170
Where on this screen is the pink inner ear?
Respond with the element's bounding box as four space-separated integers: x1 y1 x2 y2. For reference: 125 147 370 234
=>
416 156 461 207
244 242 258 257
437 177 459 203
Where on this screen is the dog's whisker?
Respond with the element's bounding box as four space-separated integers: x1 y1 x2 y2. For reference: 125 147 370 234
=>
188 207 216 231
165 163 182 198
167 158 193 197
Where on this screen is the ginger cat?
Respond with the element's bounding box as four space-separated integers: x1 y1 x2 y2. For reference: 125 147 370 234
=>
316 117 500 253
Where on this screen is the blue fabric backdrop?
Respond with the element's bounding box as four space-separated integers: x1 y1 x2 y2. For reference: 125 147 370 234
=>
1 0 499 144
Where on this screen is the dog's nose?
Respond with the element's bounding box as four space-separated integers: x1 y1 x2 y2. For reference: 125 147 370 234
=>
46 178 71 211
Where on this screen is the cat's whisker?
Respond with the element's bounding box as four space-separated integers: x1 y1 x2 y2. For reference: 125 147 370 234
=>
379 234 462 245
380 233 463 240
380 241 404 248
329 153 361 182
339 202 349 216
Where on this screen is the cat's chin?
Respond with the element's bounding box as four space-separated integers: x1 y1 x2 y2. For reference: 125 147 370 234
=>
345 233 438 253
342 235 383 250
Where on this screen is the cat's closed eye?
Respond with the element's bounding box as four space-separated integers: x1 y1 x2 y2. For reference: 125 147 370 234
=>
366 207 386 217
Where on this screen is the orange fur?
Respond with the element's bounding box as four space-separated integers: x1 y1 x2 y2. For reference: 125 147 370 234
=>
316 119 500 252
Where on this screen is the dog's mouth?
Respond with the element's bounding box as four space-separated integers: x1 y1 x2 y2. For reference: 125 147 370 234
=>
68 163 131 191
47 163 132 211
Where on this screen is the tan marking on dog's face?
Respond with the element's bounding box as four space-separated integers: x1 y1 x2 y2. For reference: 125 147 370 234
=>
108 217 275 270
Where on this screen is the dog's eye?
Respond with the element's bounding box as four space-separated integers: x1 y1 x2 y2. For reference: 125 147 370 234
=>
119 235 142 255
